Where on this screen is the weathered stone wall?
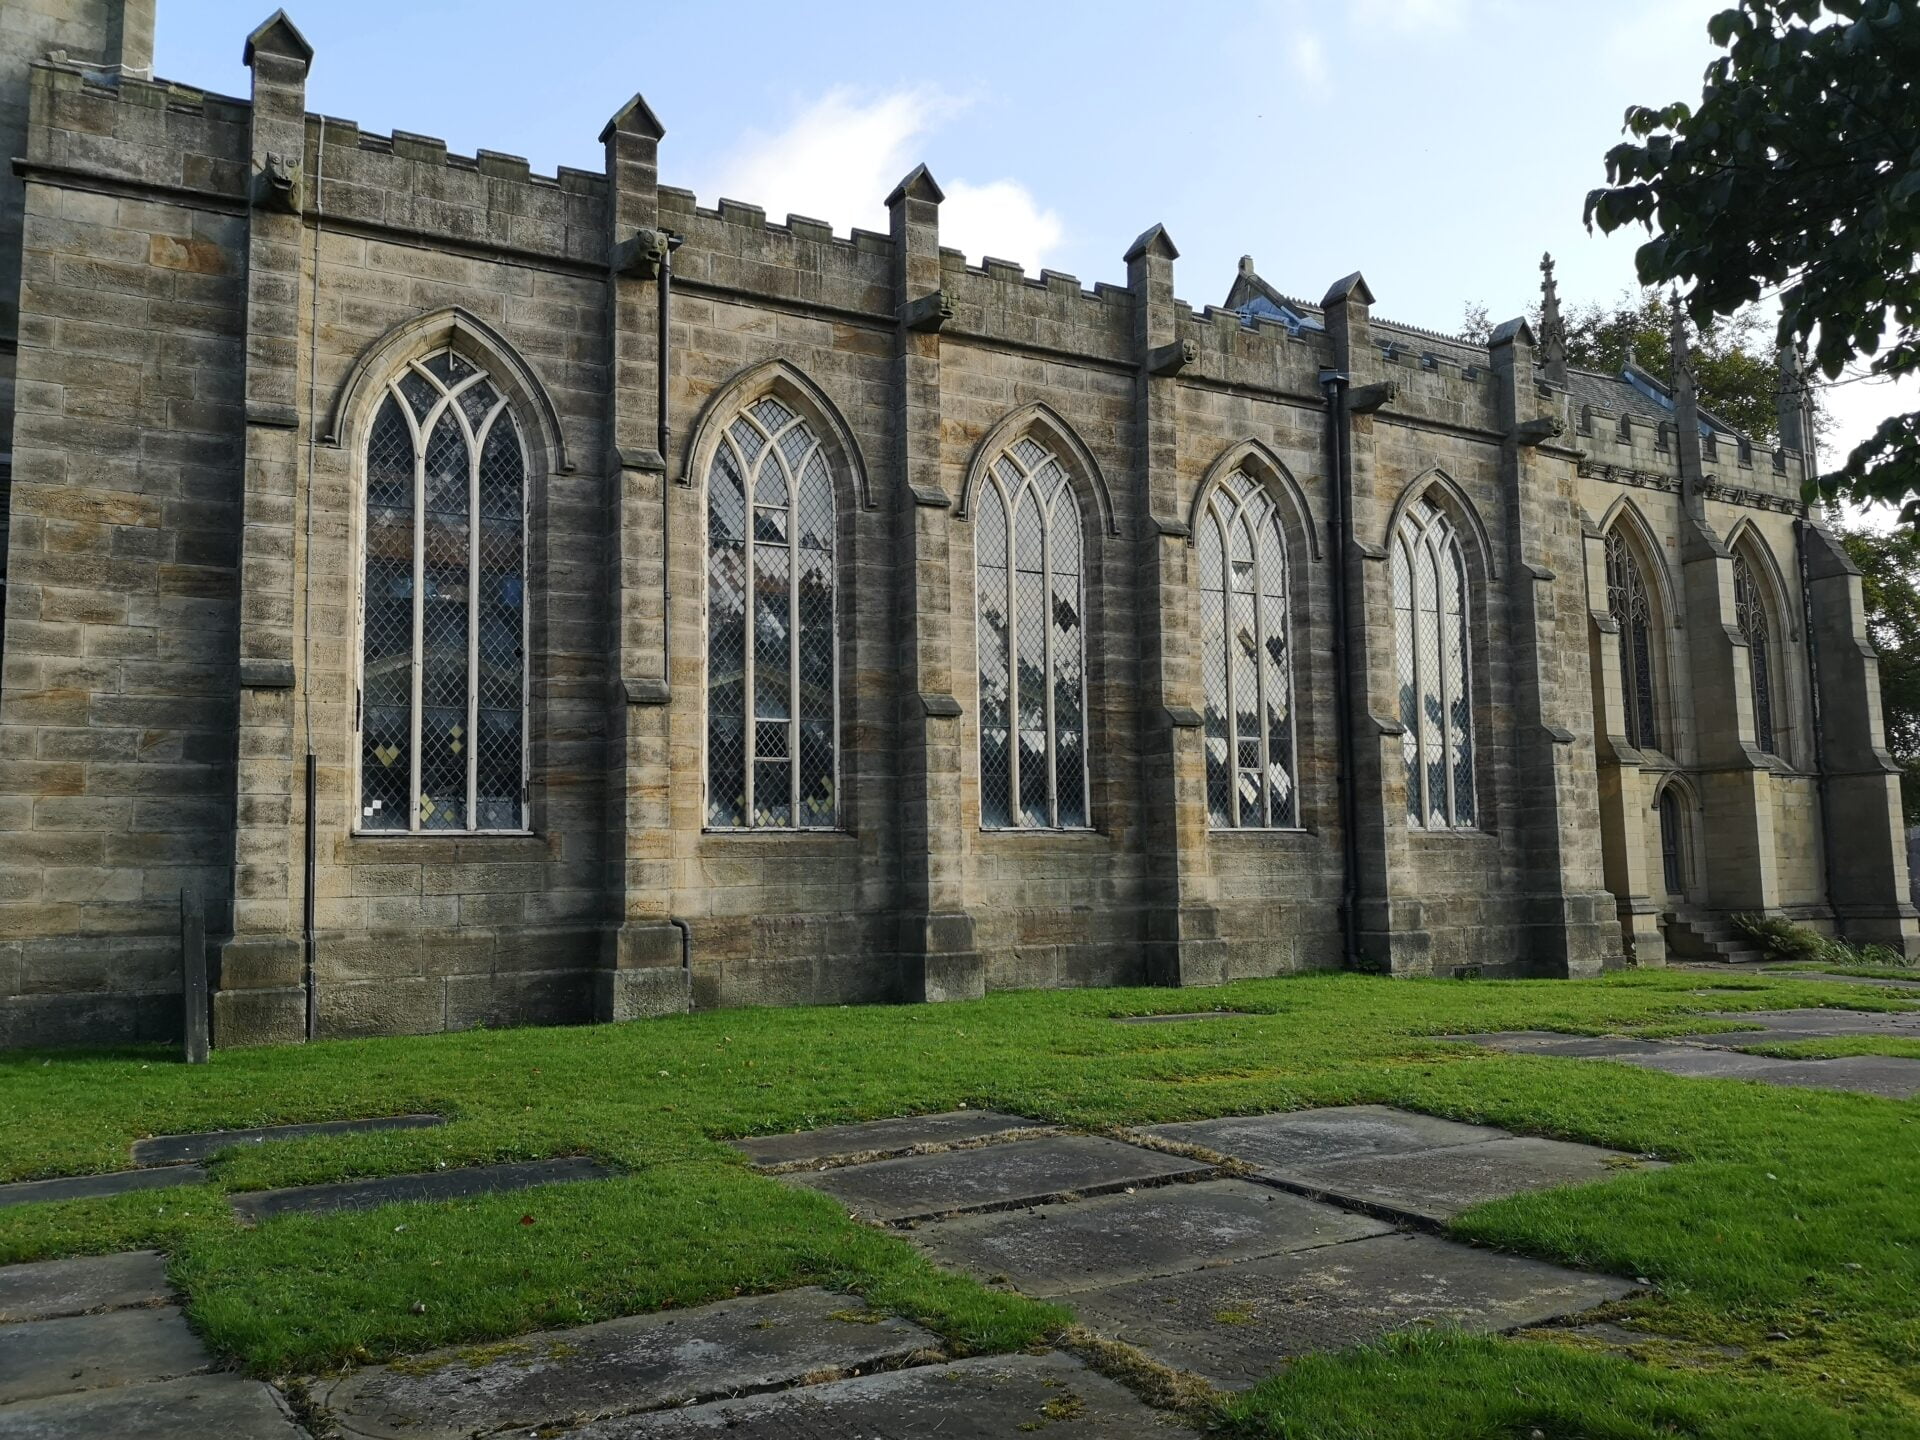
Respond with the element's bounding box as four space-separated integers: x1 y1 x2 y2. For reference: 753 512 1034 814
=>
0 64 245 1044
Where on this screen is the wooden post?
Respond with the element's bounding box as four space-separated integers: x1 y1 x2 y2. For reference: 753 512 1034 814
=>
181 889 209 1064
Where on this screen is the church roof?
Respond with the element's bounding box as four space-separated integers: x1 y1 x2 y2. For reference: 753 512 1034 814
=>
1565 364 1734 438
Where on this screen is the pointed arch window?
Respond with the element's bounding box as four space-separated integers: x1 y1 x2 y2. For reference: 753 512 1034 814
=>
706 396 838 829
1605 530 1659 751
359 348 527 832
1658 785 1686 896
1733 552 1777 755
976 439 1088 829
1391 498 1475 829
1198 470 1296 828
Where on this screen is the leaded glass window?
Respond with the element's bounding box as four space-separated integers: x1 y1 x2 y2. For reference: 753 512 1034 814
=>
1605 530 1659 751
1198 471 1296 828
1734 552 1776 755
359 348 526 832
1391 498 1475 829
976 439 1088 829
706 396 838 829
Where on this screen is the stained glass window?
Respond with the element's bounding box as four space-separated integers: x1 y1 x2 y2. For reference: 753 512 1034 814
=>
1198 470 1296 828
976 440 1087 829
706 396 837 829
359 348 525 832
1604 529 1659 751
1733 552 1777 756
1391 498 1475 829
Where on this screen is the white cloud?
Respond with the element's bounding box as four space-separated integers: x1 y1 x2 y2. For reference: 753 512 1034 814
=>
941 180 1064 271
1289 32 1331 94
703 87 1063 271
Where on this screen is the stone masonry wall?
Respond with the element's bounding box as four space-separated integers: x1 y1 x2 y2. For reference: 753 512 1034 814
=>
0 21 1911 1046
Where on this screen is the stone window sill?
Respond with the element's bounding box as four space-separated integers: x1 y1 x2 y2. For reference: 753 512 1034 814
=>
337 832 556 865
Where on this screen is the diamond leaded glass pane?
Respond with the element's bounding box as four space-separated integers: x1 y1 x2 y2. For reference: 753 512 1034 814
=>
1734 553 1776 755
706 400 836 828
1199 513 1231 827
1606 529 1659 751
359 353 527 834
977 443 1089 830
977 485 1012 829
1393 501 1475 829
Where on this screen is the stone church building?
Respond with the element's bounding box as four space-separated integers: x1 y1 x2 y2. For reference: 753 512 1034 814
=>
1 4 1913 1048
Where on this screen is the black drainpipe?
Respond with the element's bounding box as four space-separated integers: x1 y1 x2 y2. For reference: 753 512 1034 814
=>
1796 518 1842 939
303 752 317 1040
1321 369 1362 971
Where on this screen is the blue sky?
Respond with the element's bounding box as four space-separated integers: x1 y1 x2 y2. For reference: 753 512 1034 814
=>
157 0 1907 465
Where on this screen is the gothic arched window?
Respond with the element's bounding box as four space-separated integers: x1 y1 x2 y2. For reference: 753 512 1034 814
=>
1391 498 1475 829
1198 471 1296 828
706 396 838 829
1733 552 1777 756
1605 530 1659 751
976 439 1088 829
359 348 527 832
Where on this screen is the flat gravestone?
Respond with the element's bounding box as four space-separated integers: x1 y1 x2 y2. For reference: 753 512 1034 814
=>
1691 1008 1920 1041
1111 1011 1245 1025
567 1352 1187 1438
133 1114 444 1167
1449 1033 1680 1060
1608 1047 1807 1080
0 1252 169 1323
0 1308 210 1406
1275 1137 1662 1225
1746 1056 1920 1100
1140 1105 1503 1171
791 1136 1212 1224
0 1373 308 1440
914 1179 1391 1296
232 1156 616 1222
728 1110 1044 1170
1068 1231 1638 1389
324 1287 939 1440
1762 970 1920 991
0 1168 206 1211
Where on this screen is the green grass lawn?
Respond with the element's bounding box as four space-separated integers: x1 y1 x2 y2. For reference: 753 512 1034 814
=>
3 969 1918 1438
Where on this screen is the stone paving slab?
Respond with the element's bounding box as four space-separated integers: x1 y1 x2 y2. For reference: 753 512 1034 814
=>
1453 1033 1920 1098
1274 1137 1661 1225
1690 1008 1920 1040
232 1156 617 1221
0 1252 169 1324
324 1287 939 1440
0 1167 206 1211
0 1308 211 1405
1447 1032 1681 1060
0 1373 309 1440
913 1178 1393 1296
1607 1047 1807 1079
132 1114 445 1168
565 1352 1187 1438
1068 1231 1638 1389
728 1110 1044 1170
790 1135 1212 1224
1140 1104 1504 1171
1739 1056 1920 1099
